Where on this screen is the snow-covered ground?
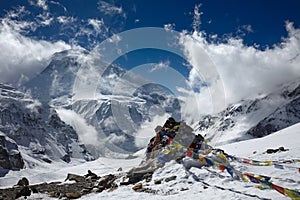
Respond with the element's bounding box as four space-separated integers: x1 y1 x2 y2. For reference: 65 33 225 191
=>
1 123 300 200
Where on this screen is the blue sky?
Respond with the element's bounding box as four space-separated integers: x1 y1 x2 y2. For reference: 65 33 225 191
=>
1 0 299 48
1 0 300 116
125 0 300 47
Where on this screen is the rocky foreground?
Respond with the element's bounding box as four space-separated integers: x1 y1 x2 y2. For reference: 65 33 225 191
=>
0 169 166 199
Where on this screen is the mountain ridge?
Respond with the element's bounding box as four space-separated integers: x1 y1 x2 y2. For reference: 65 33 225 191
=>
195 78 300 146
0 83 93 174
12 48 300 170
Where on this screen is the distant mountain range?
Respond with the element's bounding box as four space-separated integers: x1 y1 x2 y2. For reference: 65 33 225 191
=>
196 78 300 146
1 49 300 174
23 49 181 158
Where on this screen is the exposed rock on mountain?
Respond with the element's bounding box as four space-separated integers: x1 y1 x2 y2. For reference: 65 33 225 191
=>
246 86 300 137
0 83 93 171
196 79 300 145
24 50 181 158
0 132 24 171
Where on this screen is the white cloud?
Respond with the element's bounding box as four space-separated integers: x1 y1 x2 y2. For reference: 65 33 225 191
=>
28 0 56 27
149 61 170 73
107 33 122 43
164 23 175 31
28 0 48 11
27 0 55 28
37 0 48 10
179 21 300 118
210 34 218 39
3 6 37 33
97 0 126 18
37 13 53 26
0 20 71 85
50 1 67 12
74 18 109 45
88 18 105 34
192 4 203 32
56 109 100 146
57 16 76 24
177 87 212 124
242 24 253 33
236 24 254 37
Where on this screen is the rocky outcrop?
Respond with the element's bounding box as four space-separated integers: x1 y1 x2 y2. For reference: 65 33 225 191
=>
0 133 24 170
246 97 300 137
0 168 164 200
0 170 117 200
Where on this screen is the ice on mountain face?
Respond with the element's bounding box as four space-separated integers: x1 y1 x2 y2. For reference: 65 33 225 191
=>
196 79 300 146
24 50 86 105
23 49 182 158
0 83 93 171
70 84 181 158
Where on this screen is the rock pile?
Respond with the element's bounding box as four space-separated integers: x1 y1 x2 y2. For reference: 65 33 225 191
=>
0 170 119 199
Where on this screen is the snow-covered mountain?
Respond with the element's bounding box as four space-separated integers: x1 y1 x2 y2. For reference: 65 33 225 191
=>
70 84 181 157
24 49 181 158
1 54 300 199
24 49 87 105
0 83 93 174
22 48 300 158
1 122 299 200
196 78 300 146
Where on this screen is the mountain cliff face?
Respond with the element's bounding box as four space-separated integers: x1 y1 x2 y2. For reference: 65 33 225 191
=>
24 50 181 158
195 79 300 146
0 132 24 173
0 83 93 172
246 84 300 137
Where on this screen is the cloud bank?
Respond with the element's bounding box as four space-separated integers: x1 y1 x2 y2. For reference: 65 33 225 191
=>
0 1 126 86
0 5 71 85
0 21 70 85
179 21 300 122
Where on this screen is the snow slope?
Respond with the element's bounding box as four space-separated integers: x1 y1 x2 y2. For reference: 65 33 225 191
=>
1 122 299 200
196 78 300 146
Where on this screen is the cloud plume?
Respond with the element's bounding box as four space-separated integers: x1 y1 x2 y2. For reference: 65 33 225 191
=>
179 21 300 121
